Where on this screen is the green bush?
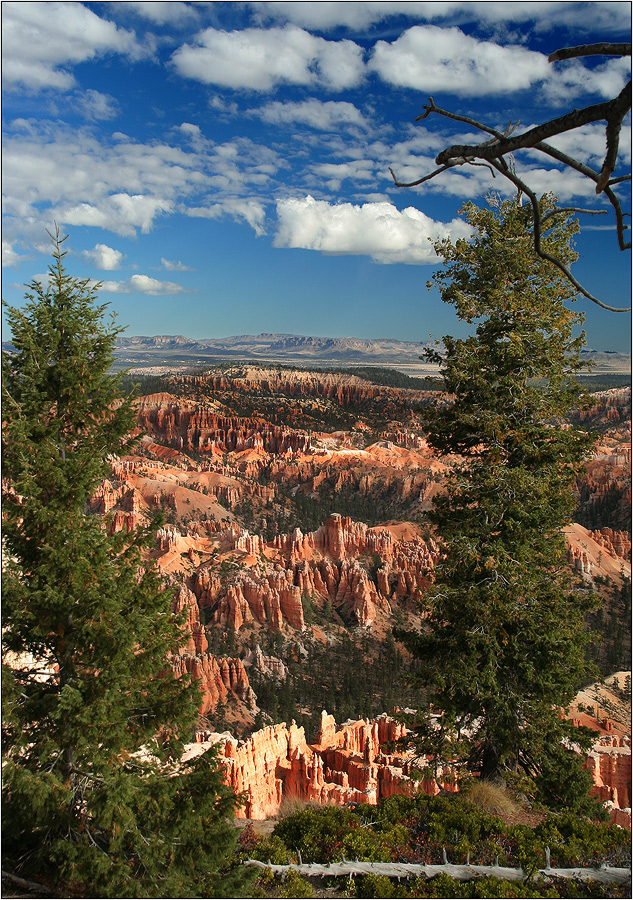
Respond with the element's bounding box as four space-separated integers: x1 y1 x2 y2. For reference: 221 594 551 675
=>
248 834 293 865
273 806 367 863
356 873 408 898
275 869 315 898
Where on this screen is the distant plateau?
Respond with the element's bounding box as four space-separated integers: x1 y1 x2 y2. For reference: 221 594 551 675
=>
108 333 632 378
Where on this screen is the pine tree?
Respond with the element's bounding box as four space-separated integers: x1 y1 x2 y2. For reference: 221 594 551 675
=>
2 230 252 897
398 196 601 812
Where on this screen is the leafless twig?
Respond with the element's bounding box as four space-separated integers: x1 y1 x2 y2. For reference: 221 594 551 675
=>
390 43 631 312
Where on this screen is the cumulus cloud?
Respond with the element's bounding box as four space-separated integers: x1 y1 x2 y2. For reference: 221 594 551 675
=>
60 194 173 237
171 25 365 92
99 274 187 295
370 25 549 96
186 197 267 236
252 99 368 131
254 1 631 35
2 2 143 91
273 195 472 264
82 243 125 270
2 240 27 267
118 2 198 25
161 257 195 272
75 89 119 121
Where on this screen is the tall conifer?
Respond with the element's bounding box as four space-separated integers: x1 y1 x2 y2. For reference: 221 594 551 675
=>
2 231 251 897
398 196 601 812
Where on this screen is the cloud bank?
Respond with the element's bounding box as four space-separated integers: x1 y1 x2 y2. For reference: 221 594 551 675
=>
274 195 472 264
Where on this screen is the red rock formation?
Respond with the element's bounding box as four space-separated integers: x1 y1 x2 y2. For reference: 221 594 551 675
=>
583 731 632 827
137 394 311 457
589 527 632 563
212 570 305 632
188 516 438 631
172 583 208 655
172 653 256 716
186 708 631 826
173 368 432 414
208 711 455 820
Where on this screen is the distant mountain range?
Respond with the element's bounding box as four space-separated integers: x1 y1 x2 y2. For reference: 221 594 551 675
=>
3 333 630 376
113 333 435 364
110 334 631 376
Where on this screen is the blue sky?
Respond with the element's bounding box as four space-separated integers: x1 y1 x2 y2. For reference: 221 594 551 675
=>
2 1 631 351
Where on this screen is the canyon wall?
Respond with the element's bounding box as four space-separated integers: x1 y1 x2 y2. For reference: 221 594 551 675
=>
190 710 630 828
137 394 310 455
195 515 440 630
195 711 455 820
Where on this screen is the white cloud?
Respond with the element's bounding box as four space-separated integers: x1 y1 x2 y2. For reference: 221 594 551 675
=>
370 25 549 96
82 243 125 270
253 99 368 131
119 2 198 25
186 198 267 236
2 240 27 267
161 258 195 272
171 25 365 92
312 160 377 192
2 2 143 91
99 274 187 295
75 89 119 121
273 195 472 264
177 122 202 139
254 1 631 35
541 56 631 106
513 164 614 204
2 122 279 248
60 194 173 237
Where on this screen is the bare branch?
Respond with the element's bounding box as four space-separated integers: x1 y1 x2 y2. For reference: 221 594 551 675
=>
527 140 631 251
2 871 50 894
541 208 608 224
548 42 631 62
435 82 631 174
389 163 458 188
389 43 631 311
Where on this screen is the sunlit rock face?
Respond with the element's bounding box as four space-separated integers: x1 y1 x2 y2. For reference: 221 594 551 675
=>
194 711 456 820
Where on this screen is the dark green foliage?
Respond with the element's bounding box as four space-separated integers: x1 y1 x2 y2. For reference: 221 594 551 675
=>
2 232 251 897
574 374 632 392
249 793 629 898
336 365 441 391
247 631 423 742
273 805 401 864
397 197 600 810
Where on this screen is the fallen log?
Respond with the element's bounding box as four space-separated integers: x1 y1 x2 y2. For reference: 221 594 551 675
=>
244 859 632 886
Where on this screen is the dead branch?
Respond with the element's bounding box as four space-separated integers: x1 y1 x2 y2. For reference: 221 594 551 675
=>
548 42 632 62
1 870 51 894
389 43 631 311
434 82 631 177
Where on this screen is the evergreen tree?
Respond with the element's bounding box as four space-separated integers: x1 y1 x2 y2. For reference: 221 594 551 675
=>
2 231 251 897
398 196 600 812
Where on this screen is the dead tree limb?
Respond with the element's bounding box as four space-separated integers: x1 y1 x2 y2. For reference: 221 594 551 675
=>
390 43 631 312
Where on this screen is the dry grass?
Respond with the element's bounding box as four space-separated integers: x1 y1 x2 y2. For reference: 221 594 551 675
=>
277 793 312 820
463 779 522 820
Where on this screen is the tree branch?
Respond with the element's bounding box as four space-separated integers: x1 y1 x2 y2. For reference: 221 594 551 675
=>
488 160 631 312
548 42 631 62
2 870 51 894
435 82 631 175
389 43 631 311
